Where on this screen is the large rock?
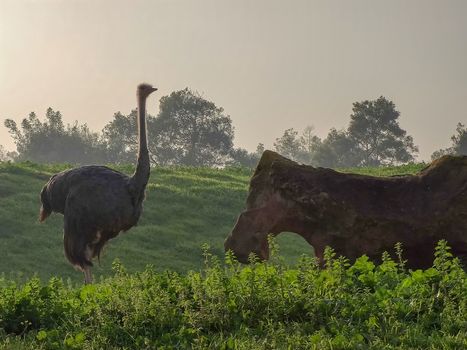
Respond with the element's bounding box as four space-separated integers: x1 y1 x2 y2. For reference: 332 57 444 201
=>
224 151 467 268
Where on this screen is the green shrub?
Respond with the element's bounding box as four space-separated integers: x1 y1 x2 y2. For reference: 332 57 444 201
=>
0 241 465 349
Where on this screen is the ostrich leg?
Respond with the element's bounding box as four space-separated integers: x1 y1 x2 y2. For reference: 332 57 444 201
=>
83 244 94 284
83 267 93 284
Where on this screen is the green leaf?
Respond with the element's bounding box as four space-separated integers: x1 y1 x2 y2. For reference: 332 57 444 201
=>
36 330 47 341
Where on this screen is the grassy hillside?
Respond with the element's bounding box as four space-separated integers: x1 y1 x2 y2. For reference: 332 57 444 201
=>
0 161 426 282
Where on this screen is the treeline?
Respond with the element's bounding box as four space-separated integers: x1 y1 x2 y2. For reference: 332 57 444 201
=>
3 89 245 167
1 90 466 167
273 97 418 167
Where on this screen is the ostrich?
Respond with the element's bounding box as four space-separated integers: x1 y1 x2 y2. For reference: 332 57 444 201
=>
39 83 157 283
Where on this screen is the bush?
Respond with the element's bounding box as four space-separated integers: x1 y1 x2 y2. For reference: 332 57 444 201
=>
0 241 466 349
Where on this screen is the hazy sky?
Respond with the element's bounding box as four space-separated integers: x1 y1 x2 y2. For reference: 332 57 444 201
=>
1 0 466 161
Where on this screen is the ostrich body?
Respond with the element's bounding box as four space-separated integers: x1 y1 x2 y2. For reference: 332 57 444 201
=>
39 83 157 283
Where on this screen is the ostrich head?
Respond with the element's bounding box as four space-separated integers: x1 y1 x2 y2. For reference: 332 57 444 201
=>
137 83 157 99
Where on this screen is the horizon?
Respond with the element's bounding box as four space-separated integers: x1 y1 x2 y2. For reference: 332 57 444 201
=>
1 0 466 161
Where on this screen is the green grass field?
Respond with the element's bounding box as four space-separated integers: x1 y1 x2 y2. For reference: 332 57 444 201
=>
0 161 426 282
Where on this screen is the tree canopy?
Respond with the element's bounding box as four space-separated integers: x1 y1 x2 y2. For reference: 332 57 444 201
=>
154 88 234 166
103 88 236 167
347 96 418 166
312 128 361 168
4 89 241 167
3 93 424 169
103 110 155 164
4 108 107 164
228 143 264 168
431 122 467 160
273 97 418 167
273 128 305 162
0 145 11 161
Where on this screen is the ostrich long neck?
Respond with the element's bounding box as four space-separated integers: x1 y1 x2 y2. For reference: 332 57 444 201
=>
130 94 150 194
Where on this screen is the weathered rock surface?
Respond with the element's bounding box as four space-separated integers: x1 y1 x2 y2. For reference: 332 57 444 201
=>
225 151 467 268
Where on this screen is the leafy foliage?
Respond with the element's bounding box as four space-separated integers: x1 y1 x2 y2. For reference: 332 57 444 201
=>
102 110 141 164
0 242 465 349
4 89 238 167
312 128 361 168
154 88 234 166
4 108 107 164
273 128 305 162
227 147 261 168
4 93 423 168
0 146 14 162
274 97 419 167
347 96 418 166
298 126 323 164
0 146 4 162
97 88 238 167
432 122 467 160
227 143 264 168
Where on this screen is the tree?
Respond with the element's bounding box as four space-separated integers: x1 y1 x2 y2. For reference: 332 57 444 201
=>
0 145 18 161
312 128 361 168
102 111 138 164
228 148 258 168
227 143 265 168
431 148 453 160
298 126 322 164
274 126 354 166
4 108 107 164
300 126 321 153
431 122 467 160
102 110 176 165
0 145 9 161
273 128 305 162
255 143 265 156
154 88 234 166
102 110 159 164
102 89 235 167
274 97 417 168
347 96 418 166
451 122 467 155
